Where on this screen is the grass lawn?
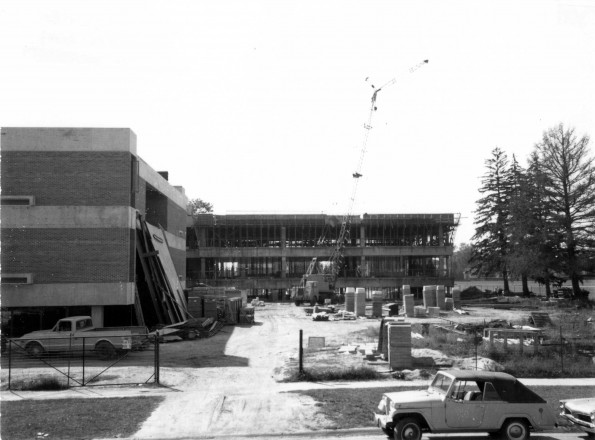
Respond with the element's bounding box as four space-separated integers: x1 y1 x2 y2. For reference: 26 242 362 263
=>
291 385 590 432
1 396 164 440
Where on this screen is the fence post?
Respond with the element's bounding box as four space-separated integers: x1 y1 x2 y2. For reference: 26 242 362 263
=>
8 339 12 391
82 338 86 386
155 330 160 385
560 326 564 373
299 329 303 374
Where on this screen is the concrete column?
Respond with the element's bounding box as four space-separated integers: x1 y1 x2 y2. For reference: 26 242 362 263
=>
91 306 105 327
281 256 286 279
360 256 366 277
360 224 365 247
438 224 444 246
281 226 286 249
200 258 206 279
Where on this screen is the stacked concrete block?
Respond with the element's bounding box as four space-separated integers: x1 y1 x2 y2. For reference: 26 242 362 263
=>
444 297 454 310
427 306 440 317
403 294 415 317
345 287 355 312
422 285 436 308
414 305 427 317
372 291 383 317
388 322 412 369
452 287 461 309
355 287 366 317
402 285 411 298
379 317 402 359
436 285 446 310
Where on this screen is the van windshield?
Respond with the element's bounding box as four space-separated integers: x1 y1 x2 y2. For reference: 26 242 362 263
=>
429 373 453 395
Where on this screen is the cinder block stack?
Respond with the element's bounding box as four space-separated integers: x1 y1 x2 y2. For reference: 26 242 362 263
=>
414 305 427 317
423 285 436 308
436 285 446 310
402 285 411 298
388 322 412 369
444 297 454 310
372 291 383 317
452 287 461 309
379 317 401 359
403 294 415 317
427 306 440 317
345 287 355 312
355 287 366 317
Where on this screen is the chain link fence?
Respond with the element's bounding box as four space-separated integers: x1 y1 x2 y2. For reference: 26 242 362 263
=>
1 334 161 390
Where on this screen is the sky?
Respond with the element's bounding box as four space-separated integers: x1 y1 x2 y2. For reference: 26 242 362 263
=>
1 0 594 246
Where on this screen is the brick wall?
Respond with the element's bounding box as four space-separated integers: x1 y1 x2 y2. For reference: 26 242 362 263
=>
1 228 132 283
1 151 132 206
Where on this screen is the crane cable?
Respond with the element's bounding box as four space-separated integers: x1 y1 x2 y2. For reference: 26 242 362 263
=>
329 59 429 277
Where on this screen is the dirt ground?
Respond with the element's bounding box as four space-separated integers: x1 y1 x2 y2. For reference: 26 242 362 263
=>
2 302 584 438
129 302 561 437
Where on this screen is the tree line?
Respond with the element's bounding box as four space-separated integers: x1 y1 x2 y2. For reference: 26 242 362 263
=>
463 123 595 298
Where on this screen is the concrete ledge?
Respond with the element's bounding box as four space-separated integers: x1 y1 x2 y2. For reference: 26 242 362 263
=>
1 127 136 154
0 282 135 307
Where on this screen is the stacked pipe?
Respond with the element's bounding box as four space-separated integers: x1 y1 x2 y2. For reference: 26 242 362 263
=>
423 285 436 309
345 287 355 312
388 322 412 369
355 287 366 317
435 285 446 310
372 291 383 317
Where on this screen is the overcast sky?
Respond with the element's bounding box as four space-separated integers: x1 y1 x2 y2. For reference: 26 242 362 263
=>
1 0 594 246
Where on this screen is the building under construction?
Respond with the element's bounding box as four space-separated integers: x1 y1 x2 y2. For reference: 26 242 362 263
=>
186 213 458 299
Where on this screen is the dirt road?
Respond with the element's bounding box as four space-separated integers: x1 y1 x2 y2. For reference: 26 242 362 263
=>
132 302 554 438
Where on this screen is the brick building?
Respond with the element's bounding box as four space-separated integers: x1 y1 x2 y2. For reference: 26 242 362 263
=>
1 128 187 330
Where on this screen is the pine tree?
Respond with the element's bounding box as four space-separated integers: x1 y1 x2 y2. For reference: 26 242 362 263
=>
470 147 513 293
534 124 595 296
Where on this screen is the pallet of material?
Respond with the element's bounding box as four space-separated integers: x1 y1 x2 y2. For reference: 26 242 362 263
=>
528 311 552 327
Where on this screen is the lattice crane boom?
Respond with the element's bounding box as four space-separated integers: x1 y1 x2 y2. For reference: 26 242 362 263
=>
327 59 429 281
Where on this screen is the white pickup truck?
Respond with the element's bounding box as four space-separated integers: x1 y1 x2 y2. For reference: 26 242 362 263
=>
15 316 148 359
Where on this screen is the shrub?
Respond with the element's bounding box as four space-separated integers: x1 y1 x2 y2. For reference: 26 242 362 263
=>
9 376 68 391
285 366 383 382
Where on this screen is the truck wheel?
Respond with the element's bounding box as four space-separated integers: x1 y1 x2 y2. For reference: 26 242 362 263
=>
501 419 529 440
394 417 422 440
95 341 116 360
26 342 44 357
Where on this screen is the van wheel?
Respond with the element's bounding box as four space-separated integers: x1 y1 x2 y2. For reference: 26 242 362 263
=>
95 341 116 360
26 342 44 357
501 419 529 440
394 417 422 440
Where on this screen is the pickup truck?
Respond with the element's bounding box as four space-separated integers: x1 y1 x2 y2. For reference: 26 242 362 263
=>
14 316 148 359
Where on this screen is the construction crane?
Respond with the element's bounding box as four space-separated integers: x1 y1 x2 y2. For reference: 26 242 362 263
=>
292 60 429 305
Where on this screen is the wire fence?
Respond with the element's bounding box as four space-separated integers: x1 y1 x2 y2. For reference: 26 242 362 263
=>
1 334 160 390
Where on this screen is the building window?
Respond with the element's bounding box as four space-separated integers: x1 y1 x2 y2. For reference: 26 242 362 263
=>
0 196 35 206
1 273 34 284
